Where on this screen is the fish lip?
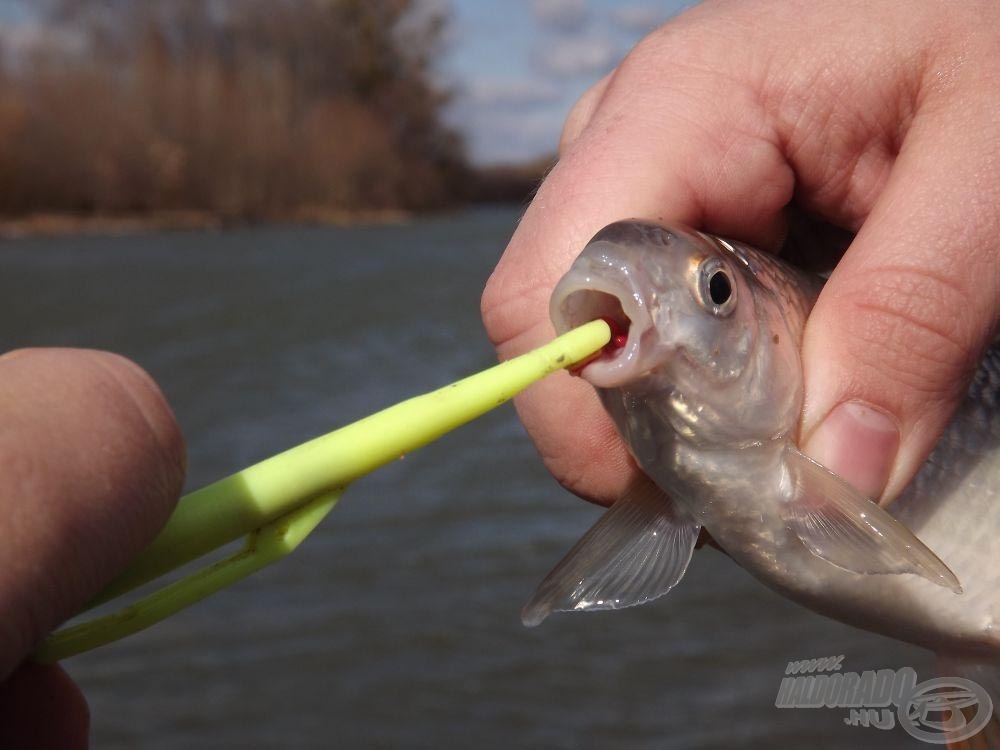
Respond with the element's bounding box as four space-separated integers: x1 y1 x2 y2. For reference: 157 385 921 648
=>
550 267 654 388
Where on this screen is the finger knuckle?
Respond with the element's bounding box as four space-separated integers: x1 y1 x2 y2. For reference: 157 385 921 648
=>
837 265 981 403
559 77 609 156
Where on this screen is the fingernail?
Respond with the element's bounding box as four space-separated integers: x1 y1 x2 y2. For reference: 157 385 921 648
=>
803 401 899 500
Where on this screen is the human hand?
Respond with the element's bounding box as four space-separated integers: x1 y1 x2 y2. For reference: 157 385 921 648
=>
0 349 185 748
481 0 1000 506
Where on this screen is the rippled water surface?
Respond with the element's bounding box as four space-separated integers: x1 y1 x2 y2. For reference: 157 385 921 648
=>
1 207 932 748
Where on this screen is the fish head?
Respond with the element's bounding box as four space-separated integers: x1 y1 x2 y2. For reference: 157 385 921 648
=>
551 220 815 449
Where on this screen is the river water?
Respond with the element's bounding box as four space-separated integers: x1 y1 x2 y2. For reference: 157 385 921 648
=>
1 207 931 748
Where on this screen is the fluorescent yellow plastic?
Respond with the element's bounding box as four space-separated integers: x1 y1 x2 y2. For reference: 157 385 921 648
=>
34 320 610 662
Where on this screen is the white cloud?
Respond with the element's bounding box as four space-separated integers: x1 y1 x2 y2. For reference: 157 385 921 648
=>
532 0 589 32
609 4 670 32
468 108 567 163
447 76 568 162
0 19 85 62
534 34 617 78
466 78 561 107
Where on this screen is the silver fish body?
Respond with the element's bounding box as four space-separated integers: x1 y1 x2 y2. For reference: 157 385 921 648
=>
525 220 1000 663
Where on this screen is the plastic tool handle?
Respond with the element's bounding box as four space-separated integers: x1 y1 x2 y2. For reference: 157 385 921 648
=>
35 320 611 661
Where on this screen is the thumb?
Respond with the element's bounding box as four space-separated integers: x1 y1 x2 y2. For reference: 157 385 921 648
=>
799 117 1000 503
0 348 186 675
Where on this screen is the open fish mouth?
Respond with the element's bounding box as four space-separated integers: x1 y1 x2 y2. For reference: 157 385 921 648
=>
550 273 652 388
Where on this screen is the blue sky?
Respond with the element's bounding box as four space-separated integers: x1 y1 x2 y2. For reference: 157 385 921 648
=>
442 0 693 164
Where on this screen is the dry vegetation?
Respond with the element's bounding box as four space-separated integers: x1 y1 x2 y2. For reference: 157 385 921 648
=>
0 0 472 222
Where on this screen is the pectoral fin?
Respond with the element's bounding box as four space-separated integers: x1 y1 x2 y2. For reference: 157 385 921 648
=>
782 444 961 593
522 477 700 627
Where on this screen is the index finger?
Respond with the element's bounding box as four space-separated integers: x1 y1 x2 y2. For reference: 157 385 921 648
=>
481 28 792 501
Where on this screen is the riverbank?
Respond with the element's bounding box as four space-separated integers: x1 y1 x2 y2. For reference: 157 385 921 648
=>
0 207 416 239
0 157 553 239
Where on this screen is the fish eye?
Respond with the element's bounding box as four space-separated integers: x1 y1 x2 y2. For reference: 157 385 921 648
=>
709 270 732 306
696 258 737 316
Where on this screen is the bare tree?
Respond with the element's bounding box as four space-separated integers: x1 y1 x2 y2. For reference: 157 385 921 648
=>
0 0 467 217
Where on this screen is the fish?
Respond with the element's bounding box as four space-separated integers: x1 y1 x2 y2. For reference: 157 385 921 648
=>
523 221 1000 734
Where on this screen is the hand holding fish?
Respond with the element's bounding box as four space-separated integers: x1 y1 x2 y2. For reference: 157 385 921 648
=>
481 0 1000 508
486 5 1000 728
0 349 185 747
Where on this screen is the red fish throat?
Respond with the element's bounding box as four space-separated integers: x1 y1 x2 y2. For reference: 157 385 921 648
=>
570 315 630 376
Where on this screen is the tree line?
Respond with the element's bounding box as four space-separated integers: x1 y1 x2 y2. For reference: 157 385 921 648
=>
0 0 473 220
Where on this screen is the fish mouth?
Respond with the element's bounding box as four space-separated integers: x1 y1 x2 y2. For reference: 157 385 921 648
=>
550 273 652 388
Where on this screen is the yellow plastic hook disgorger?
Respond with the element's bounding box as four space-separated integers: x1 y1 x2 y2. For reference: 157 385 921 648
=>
34 320 611 663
